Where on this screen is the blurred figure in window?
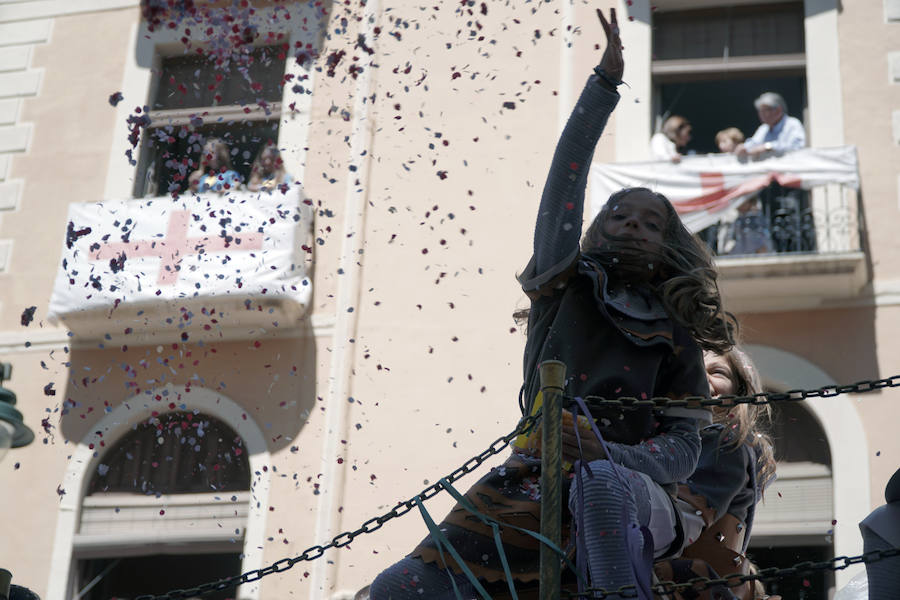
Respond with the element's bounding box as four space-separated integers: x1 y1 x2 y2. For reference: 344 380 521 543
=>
650 115 691 163
189 137 243 194
248 145 293 193
715 127 773 255
715 127 745 154
735 93 806 158
720 195 773 256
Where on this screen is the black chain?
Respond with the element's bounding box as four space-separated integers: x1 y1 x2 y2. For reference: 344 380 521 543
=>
133 412 541 600
137 375 900 600
570 374 900 412
562 547 900 598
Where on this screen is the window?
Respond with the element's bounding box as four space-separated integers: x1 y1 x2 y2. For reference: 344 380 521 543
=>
76 554 241 600
652 3 805 62
134 45 288 197
751 402 835 598
652 2 813 258
89 411 250 494
72 412 251 598
656 76 806 156
652 2 807 155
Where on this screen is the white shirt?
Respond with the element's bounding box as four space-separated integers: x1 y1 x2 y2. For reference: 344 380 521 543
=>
650 132 679 161
745 114 806 153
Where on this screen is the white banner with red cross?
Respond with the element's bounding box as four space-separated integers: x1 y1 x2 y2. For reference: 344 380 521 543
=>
590 146 860 232
48 187 313 334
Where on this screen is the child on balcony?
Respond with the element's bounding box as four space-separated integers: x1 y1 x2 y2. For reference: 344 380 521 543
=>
369 7 736 599
247 145 293 193
188 137 243 194
716 127 745 154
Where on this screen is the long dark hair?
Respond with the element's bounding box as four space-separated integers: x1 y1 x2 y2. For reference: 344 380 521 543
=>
716 347 777 489
563 187 737 352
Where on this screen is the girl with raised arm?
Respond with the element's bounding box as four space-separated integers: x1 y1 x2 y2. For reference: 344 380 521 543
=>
370 8 735 598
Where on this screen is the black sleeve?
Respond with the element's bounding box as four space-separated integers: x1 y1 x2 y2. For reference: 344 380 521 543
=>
518 76 620 296
686 439 755 524
656 326 713 425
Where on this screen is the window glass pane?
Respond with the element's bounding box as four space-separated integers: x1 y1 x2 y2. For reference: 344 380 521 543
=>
138 119 280 196
653 12 729 60
653 3 804 61
88 412 251 495
729 8 805 57
155 45 287 110
657 75 806 155
78 553 242 600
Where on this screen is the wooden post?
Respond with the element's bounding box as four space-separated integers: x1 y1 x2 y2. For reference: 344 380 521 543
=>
539 360 566 600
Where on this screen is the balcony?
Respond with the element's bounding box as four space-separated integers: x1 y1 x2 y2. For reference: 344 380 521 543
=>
711 183 865 313
47 187 313 344
591 146 866 313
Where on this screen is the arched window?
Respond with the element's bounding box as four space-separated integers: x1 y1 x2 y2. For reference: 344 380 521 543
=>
72 412 251 600
89 411 250 495
750 386 835 598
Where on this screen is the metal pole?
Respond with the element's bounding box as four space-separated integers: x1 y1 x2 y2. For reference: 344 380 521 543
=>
539 360 566 600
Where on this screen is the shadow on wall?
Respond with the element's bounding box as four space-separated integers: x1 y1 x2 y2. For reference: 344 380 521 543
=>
742 306 879 386
57 320 318 456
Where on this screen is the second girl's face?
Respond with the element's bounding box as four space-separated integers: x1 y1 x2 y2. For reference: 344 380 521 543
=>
602 191 666 251
704 351 735 398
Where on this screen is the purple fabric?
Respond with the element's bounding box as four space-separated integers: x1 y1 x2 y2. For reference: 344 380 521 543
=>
571 396 654 599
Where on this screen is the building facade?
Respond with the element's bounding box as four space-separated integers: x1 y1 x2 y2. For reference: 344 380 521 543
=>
0 0 897 598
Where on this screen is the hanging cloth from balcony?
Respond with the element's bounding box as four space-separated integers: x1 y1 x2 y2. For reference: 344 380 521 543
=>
590 146 859 233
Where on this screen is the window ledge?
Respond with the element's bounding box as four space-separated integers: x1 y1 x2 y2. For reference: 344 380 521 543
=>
75 491 250 558
652 53 806 77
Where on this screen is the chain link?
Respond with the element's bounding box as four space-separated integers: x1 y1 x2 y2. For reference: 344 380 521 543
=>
135 375 900 600
561 547 900 598
133 413 540 600
573 375 900 412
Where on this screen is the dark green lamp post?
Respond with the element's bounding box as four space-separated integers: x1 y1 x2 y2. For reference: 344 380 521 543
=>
0 363 34 462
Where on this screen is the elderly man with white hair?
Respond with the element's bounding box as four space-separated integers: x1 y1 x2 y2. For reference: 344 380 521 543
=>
735 92 806 158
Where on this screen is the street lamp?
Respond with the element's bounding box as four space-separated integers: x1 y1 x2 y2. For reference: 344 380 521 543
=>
0 363 34 462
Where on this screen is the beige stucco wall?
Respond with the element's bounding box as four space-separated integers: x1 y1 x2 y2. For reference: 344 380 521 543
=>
839 0 900 284
0 9 137 331
0 0 898 598
0 8 140 595
741 305 900 512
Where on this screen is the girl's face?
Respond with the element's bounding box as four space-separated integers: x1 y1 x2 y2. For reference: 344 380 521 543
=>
203 142 221 170
602 192 666 252
704 351 736 398
260 148 278 172
675 123 692 147
718 137 737 153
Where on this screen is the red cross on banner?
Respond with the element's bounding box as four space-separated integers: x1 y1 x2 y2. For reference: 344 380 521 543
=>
89 210 264 285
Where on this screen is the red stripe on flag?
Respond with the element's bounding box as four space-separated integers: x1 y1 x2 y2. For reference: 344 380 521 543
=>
700 172 725 190
671 172 731 213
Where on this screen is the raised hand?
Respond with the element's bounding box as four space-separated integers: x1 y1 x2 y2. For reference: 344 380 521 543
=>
596 7 623 83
